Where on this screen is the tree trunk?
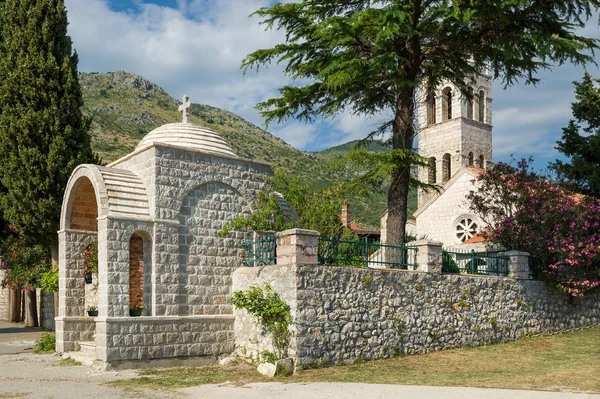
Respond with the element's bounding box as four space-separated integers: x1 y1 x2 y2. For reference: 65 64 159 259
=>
8 287 21 322
51 236 59 267
24 289 38 327
386 85 417 245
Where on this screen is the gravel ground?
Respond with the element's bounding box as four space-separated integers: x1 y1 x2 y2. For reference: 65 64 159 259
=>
1 321 598 399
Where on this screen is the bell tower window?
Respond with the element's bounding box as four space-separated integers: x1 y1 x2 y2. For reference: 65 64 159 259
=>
442 88 452 121
442 153 451 182
427 93 436 125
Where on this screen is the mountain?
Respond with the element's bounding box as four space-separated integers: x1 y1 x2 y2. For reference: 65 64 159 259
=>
79 71 416 229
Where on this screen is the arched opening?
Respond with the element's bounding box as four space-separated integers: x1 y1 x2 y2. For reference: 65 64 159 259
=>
69 178 98 232
478 90 486 122
478 155 485 169
428 157 437 184
466 88 474 119
442 153 451 182
442 87 452 121
427 93 436 125
129 233 144 313
468 152 474 167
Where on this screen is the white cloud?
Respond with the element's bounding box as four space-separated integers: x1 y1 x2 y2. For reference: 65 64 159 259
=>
64 0 600 163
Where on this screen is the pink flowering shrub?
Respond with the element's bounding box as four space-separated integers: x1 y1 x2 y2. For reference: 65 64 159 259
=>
0 225 50 291
467 159 600 297
83 243 98 276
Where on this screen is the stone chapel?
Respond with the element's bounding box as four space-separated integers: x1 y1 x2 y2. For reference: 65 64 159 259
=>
381 72 493 246
56 97 274 369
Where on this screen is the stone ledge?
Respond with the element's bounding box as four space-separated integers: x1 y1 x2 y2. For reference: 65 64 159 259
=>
99 315 235 323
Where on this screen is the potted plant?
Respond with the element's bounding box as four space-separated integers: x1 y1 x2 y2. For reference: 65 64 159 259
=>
129 304 145 317
83 243 98 284
87 305 98 317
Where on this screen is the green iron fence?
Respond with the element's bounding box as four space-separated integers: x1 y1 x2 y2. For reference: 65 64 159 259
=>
442 249 509 276
318 237 418 269
241 232 276 266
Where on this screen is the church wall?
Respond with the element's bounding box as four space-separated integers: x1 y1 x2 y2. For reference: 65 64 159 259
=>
416 171 484 246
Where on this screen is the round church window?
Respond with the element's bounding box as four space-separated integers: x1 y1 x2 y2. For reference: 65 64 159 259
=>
455 217 478 242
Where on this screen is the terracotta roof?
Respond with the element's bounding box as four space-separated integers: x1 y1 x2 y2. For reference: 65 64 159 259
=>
462 233 487 244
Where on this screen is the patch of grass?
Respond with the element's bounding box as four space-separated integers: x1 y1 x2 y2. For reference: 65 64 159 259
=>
56 357 83 367
108 325 600 394
34 333 55 353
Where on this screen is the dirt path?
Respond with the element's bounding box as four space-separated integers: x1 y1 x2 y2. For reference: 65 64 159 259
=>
0 321 598 399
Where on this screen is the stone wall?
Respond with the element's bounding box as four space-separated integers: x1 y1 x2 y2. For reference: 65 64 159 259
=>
0 270 8 321
99 315 234 369
39 291 56 330
233 264 600 368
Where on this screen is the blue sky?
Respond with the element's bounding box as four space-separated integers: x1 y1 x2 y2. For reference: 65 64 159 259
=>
64 0 600 169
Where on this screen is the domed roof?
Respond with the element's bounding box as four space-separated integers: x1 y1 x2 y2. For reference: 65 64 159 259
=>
136 122 238 158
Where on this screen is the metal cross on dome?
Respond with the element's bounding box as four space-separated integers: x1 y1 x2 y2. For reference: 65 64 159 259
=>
179 95 192 123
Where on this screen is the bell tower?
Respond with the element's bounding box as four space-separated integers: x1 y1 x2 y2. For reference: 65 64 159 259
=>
416 74 493 206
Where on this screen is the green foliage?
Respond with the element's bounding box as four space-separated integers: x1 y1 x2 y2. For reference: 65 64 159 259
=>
551 73 600 197
230 284 292 359
220 168 346 237
260 350 278 365
0 0 97 247
243 0 600 244
0 227 50 290
34 333 55 353
40 266 58 293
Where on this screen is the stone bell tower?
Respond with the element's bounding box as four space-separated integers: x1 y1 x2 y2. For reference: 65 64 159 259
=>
416 73 493 206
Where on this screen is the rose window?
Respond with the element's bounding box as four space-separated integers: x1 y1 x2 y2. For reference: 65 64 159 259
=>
455 217 478 242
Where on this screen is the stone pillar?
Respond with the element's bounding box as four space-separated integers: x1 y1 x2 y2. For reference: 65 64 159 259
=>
275 229 319 265
407 240 443 273
504 250 531 280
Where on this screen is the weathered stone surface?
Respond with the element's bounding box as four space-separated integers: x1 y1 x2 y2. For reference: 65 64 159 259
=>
234 264 600 370
257 362 276 378
219 356 237 367
275 358 294 376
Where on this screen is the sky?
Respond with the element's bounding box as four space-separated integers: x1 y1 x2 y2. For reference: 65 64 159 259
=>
64 0 600 168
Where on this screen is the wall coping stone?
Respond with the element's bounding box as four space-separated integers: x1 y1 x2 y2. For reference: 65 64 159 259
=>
503 250 530 256
408 239 444 247
276 229 320 238
99 315 235 323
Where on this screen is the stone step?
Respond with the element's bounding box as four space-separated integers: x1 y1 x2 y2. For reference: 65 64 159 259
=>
79 341 96 355
62 351 97 368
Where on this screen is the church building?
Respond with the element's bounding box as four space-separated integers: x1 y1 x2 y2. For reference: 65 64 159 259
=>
382 73 493 246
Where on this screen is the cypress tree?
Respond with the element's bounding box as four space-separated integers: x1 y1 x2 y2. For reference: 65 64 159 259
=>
0 0 96 325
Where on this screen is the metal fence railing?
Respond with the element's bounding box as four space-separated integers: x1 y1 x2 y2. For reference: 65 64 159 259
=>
241 232 276 266
442 249 509 276
318 237 419 269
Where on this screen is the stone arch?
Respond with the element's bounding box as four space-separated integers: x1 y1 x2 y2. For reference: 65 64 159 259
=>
442 87 453 121
426 92 436 125
478 90 486 122
478 154 485 169
177 182 252 316
428 157 437 184
442 153 451 182
468 152 474 167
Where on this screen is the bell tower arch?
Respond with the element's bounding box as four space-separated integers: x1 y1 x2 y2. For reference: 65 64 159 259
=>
416 73 493 206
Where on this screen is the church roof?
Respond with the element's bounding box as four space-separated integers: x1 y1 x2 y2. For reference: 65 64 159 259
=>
136 122 238 158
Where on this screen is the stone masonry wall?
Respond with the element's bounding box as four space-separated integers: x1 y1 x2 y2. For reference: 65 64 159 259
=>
0 270 8 321
100 315 234 367
234 264 600 368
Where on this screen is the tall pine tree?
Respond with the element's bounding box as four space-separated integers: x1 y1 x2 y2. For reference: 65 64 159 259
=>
0 0 96 325
551 73 600 197
243 0 600 244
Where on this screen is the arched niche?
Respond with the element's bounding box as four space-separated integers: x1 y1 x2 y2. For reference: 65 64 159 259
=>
442 153 451 182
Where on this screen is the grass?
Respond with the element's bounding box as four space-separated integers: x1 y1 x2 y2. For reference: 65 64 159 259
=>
56 357 83 367
108 325 600 394
33 333 55 354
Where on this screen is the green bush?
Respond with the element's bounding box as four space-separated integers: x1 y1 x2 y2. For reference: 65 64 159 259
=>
34 333 55 353
40 266 58 293
230 284 292 360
